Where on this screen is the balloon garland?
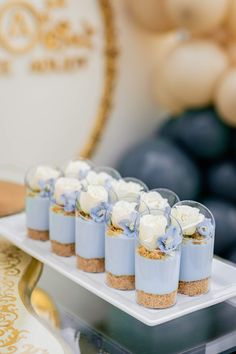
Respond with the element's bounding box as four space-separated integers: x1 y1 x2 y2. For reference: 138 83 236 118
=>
128 0 236 127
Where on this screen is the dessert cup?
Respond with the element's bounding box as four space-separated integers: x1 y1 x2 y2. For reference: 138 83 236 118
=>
105 199 139 290
172 201 215 296
49 177 81 257
135 209 182 309
75 184 109 272
63 158 93 180
25 165 61 241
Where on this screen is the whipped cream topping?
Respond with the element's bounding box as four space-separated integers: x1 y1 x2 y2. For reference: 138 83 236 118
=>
54 177 81 205
79 185 108 214
171 205 204 235
111 200 137 228
28 165 60 191
65 160 91 179
139 214 168 250
139 191 169 212
110 179 143 201
85 171 112 186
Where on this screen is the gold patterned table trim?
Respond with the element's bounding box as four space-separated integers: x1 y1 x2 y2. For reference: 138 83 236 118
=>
0 236 71 354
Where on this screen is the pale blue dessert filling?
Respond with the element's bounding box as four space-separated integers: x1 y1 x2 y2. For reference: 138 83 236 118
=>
49 208 75 244
179 237 213 282
26 196 50 231
105 233 135 276
75 216 105 259
135 250 180 295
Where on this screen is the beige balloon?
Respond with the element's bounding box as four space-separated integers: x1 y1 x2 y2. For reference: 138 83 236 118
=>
160 40 228 108
215 69 236 127
226 0 236 37
127 0 174 32
153 32 183 113
165 0 229 34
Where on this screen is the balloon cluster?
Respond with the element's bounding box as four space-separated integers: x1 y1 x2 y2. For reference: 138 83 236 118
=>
128 0 236 127
117 108 236 262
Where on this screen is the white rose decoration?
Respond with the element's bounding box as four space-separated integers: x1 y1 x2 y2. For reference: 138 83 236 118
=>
110 180 143 201
111 200 137 228
54 177 81 205
79 185 108 214
171 205 204 235
28 165 60 191
139 214 168 250
139 191 169 212
85 171 111 186
65 160 91 179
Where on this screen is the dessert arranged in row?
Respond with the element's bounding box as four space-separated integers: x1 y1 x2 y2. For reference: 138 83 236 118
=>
25 159 215 309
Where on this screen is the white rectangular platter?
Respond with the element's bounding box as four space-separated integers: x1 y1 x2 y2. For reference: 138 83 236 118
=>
1 213 236 327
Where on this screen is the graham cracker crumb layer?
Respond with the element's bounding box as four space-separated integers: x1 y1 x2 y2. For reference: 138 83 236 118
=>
136 289 177 309
51 240 75 257
138 245 166 260
106 272 135 290
51 204 74 217
178 278 209 296
77 255 104 273
27 228 49 241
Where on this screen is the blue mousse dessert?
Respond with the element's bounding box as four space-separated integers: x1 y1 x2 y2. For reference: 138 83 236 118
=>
76 184 109 273
136 212 182 308
25 165 61 241
50 177 81 256
172 201 215 296
105 200 139 290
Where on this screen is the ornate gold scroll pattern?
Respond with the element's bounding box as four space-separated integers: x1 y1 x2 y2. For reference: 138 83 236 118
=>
0 241 29 352
79 0 118 158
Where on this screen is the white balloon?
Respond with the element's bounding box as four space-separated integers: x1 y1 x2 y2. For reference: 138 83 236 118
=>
127 0 174 32
160 40 228 108
215 69 236 127
165 0 229 34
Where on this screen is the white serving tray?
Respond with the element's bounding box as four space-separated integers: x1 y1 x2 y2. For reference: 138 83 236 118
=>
1 213 236 327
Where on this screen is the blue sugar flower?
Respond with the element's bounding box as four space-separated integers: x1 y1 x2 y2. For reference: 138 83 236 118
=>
39 178 55 198
90 202 111 223
157 225 182 254
61 190 79 212
118 211 139 238
197 218 213 238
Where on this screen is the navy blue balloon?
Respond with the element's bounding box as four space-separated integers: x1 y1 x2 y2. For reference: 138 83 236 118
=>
225 248 236 263
118 138 201 200
203 198 236 256
158 108 231 160
208 161 236 203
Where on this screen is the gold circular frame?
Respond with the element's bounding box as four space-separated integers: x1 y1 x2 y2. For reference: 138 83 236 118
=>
79 0 118 158
0 1 40 54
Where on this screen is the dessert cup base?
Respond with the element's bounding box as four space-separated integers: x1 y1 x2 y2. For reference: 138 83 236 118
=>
27 228 49 241
178 278 209 296
51 240 75 257
77 255 105 273
106 272 135 290
136 289 177 309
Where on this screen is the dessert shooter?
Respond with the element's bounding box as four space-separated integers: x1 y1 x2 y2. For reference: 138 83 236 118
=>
76 184 110 272
25 165 61 241
64 158 92 180
84 166 121 188
139 188 179 213
110 177 148 202
172 201 215 296
50 177 81 256
105 199 139 290
136 209 182 309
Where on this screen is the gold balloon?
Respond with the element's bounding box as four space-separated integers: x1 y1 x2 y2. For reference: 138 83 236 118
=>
165 0 229 34
159 40 228 108
127 0 174 32
215 69 236 127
